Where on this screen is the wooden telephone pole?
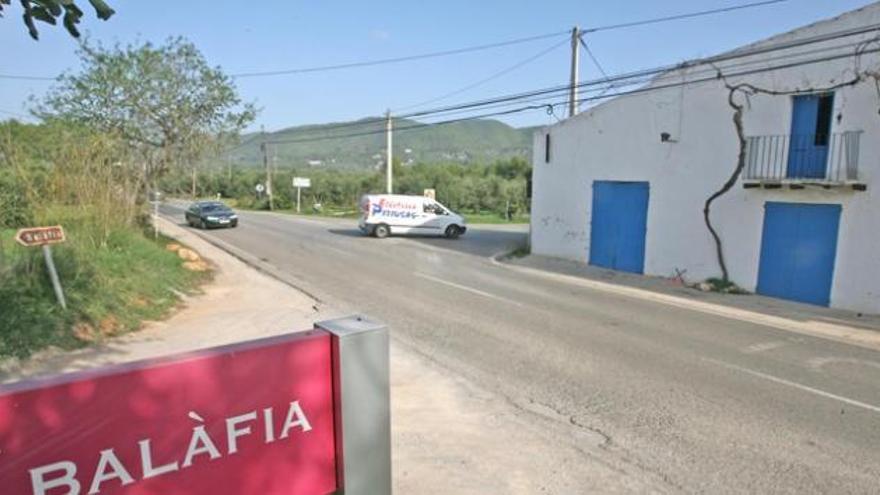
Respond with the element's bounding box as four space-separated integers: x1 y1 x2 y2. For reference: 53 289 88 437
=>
569 26 580 118
385 110 393 194
261 126 274 210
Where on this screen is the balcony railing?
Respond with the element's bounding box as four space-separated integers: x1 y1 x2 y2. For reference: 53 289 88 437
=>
743 131 863 187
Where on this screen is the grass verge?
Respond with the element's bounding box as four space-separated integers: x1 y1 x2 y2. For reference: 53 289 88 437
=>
0 224 210 359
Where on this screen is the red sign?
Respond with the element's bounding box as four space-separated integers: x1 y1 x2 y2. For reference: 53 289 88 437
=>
0 330 337 495
15 226 66 247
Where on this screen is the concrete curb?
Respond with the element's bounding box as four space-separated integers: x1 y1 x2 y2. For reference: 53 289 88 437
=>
491 251 880 352
156 217 325 304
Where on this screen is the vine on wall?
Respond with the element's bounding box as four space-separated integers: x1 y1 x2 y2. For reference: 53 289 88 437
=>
703 40 880 283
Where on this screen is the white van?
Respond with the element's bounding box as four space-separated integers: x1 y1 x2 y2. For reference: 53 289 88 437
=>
359 194 467 239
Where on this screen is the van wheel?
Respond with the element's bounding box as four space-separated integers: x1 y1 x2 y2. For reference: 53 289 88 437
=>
199 219 207 229
445 225 461 239
374 224 390 239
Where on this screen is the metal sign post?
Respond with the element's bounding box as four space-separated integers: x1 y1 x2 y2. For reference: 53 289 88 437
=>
149 190 164 240
16 226 67 309
293 177 311 213
41 245 66 310
316 316 391 495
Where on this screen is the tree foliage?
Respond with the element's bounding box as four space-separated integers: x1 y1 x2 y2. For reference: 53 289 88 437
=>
38 37 257 187
0 0 114 40
160 157 532 219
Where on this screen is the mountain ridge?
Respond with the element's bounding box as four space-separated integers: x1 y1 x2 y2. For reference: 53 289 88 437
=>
229 118 538 169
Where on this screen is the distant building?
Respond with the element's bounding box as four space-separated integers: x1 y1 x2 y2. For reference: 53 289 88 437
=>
307 159 323 167
530 3 880 312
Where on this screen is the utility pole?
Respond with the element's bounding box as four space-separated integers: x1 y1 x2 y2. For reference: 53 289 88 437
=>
261 125 274 210
191 166 197 198
385 110 393 194
569 25 580 118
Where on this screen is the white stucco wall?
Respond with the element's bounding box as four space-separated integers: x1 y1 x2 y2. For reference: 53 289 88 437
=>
530 3 880 313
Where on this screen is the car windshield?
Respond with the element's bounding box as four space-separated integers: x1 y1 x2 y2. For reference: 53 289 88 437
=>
201 203 229 213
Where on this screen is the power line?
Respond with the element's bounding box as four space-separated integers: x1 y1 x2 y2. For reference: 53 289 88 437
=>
556 44 880 112
231 0 789 79
393 36 570 112
229 30 570 78
263 43 880 146
243 22 880 147
582 0 789 34
0 0 792 82
221 133 264 154
578 36 610 80
13 8 876 152
400 22 880 121
0 73 55 81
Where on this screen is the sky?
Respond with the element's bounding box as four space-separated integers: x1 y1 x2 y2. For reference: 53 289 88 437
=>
0 0 874 132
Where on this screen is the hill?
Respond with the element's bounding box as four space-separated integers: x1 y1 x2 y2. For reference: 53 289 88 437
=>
228 118 537 169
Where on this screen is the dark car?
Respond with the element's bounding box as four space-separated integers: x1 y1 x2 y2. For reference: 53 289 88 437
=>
185 201 238 229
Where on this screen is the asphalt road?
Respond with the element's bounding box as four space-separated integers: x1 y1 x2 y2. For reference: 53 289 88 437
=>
162 204 880 493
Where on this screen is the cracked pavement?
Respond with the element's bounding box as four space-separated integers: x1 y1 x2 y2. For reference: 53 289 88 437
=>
158 204 880 493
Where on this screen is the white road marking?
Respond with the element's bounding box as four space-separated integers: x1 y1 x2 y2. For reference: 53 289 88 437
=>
743 341 788 354
414 272 523 307
493 257 880 352
807 356 880 372
705 357 880 415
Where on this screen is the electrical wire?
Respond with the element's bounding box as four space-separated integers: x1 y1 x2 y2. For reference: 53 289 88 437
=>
582 0 789 34
392 36 570 112
0 0 792 82
232 0 789 79
578 36 610 81
0 73 55 81
229 31 570 78
398 22 880 121
263 43 880 145
246 23 880 148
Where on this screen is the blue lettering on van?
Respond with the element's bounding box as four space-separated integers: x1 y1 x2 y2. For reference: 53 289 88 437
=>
377 210 418 219
371 198 419 219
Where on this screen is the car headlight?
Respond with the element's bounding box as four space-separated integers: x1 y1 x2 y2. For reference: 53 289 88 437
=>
229 214 238 219
206 216 219 221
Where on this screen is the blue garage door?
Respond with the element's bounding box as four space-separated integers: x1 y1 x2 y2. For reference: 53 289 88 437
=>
757 202 841 306
589 181 649 274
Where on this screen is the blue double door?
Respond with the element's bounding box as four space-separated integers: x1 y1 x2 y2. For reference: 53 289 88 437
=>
589 181 649 274
757 202 841 306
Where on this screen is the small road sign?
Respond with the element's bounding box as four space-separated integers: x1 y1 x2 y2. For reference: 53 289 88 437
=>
15 226 67 309
293 178 311 213
255 183 266 193
15 226 66 247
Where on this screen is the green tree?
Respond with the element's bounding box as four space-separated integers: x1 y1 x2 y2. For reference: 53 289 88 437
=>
37 37 257 191
0 0 114 40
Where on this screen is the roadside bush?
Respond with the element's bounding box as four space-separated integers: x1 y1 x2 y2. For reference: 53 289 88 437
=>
0 225 208 358
159 157 532 222
0 170 33 228
0 120 210 358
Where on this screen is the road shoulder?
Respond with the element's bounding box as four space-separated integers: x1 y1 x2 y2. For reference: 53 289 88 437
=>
502 254 880 352
0 218 318 383
1 218 662 493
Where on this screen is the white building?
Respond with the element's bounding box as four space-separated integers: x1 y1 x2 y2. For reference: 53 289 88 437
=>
530 3 880 312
